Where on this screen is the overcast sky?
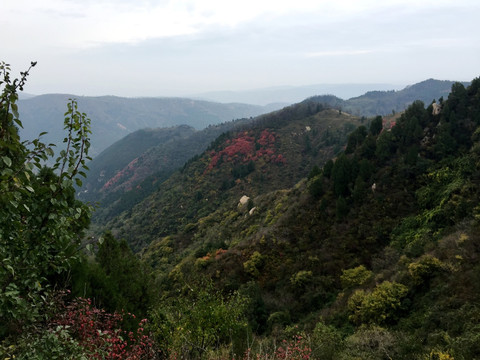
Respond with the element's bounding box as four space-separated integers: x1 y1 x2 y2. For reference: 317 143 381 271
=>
2 0 479 97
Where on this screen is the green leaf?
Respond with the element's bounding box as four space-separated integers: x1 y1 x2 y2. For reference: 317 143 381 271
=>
11 103 19 118
75 178 82 187
2 156 12 167
6 264 15 276
13 118 23 128
25 185 34 193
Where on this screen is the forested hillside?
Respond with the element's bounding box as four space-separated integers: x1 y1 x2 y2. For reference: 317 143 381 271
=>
105 103 361 250
133 78 480 359
3 60 480 359
79 117 255 222
83 78 463 226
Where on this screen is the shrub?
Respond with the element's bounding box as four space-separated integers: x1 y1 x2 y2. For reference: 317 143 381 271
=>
5 292 159 359
311 321 343 359
339 326 400 360
341 265 373 289
408 255 444 285
348 281 409 325
244 251 264 278
150 280 248 359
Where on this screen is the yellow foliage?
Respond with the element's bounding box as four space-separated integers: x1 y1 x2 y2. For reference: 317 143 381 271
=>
341 265 373 289
348 281 408 325
426 349 455 359
408 255 443 285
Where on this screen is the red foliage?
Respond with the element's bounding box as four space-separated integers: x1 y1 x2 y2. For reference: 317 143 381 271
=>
214 248 228 260
101 157 139 192
51 296 159 359
206 130 286 171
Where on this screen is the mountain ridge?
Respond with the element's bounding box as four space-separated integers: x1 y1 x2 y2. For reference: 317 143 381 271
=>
84 78 465 225
18 94 280 157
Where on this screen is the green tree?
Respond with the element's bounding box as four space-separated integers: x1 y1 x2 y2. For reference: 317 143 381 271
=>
348 281 408 326
341 265 373 289
369 116 383 136
311 321 343 360
346 125 367 154
308 174 324 199
72 231 157 319
332 153 352 197
375 130 396 162
323 159 334 179
0 62 92 337
336 195 349 220
307 165 321 180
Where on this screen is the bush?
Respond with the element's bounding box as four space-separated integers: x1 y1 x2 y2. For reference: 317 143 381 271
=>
243 251 264 278
341 265 373 289
311 321 343 359
4 291 159 359
339 326 400 360
150 280 248 359
348 281 409 325
408 255 444 285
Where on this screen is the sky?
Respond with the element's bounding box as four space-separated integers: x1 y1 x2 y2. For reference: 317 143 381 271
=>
2 0 479 98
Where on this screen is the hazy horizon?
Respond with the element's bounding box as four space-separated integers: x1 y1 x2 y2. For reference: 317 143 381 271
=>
3 0 479 98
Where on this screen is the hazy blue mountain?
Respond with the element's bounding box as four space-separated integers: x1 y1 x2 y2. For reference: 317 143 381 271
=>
308 78 470 117
17 94 279 157
192 83 400 106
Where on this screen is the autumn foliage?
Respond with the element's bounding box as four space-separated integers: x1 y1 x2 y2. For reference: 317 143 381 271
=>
49 293 159 359
207 130 286 171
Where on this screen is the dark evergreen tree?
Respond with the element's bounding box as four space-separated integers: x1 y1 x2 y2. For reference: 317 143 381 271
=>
369 116 383 136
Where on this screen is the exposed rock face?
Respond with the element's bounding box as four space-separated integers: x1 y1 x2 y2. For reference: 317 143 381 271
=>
432 102 442 115
238 195 250 207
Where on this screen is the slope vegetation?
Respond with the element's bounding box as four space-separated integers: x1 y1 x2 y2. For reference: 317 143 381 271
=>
106 102 362 250
135 79 480 358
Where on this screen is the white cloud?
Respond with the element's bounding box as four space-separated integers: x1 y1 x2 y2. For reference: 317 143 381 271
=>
2 0 478 96
3 0 479 51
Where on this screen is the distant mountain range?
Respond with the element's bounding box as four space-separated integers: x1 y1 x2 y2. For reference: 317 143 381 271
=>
309 79 470 117
17 95 280 157
18 79 467 160
192 83 401 105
